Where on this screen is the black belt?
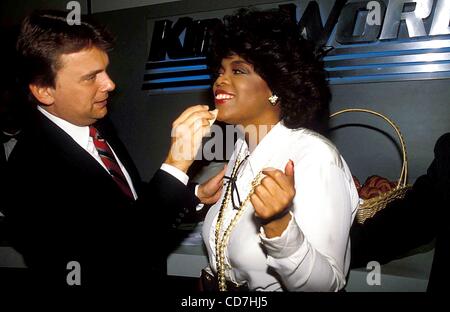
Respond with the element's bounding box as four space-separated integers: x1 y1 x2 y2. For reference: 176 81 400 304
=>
200 269 249 291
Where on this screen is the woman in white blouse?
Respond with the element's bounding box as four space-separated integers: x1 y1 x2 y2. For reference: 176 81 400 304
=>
201 8 359 291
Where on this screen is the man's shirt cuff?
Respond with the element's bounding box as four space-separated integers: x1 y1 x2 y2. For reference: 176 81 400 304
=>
161 163 189 185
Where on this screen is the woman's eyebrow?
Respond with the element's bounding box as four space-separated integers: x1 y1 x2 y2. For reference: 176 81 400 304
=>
230 60 250 66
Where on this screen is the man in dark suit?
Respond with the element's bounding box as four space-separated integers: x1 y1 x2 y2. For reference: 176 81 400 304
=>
3 10 223 290
350 133 450 292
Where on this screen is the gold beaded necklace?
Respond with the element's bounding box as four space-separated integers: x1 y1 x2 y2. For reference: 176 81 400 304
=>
214 152 263 291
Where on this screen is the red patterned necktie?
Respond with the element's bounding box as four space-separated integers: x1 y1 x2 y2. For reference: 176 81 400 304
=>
89 126 134 200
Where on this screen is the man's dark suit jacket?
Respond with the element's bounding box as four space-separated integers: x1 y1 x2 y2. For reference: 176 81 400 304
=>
351 133 450 292
3 110 199 290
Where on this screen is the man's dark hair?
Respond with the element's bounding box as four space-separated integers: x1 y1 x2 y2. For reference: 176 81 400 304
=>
208 8 330 132
16 10 114 89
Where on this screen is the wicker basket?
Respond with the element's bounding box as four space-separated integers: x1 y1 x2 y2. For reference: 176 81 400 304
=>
330 108 412 223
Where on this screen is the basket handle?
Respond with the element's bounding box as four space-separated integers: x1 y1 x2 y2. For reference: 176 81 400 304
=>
330 108 408 188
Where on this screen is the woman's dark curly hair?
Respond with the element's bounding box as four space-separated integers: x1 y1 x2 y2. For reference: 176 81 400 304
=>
208 8 330 132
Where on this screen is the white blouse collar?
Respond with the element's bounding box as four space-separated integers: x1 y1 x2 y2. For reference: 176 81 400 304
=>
235 121 294 176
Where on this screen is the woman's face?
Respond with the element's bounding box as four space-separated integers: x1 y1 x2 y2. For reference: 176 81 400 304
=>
213 54 280 127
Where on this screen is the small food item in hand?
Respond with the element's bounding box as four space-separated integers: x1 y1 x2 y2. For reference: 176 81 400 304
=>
209 109 218 126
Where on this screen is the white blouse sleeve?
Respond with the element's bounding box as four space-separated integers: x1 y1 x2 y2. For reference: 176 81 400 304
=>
259 152 356 291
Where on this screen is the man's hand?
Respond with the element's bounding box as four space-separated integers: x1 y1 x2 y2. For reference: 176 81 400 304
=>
251 160 296 238
164 105 215 173
197 165 226 205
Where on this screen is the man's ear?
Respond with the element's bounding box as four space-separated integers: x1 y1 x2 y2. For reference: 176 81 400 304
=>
29 84 55 106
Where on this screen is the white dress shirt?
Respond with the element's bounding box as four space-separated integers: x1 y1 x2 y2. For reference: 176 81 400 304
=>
202 122 359 291
37 107 190 200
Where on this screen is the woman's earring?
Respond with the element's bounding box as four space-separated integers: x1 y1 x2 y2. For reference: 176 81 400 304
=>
268 94 278 106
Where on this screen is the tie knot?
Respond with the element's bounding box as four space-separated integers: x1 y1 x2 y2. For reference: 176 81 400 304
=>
89 126 101 140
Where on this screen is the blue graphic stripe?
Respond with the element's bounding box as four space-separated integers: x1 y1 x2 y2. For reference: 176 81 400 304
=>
146 85 211 93
147 75 211 83
328 71 450 84
324 47 450 61
325 59 450 71
146 65 208 74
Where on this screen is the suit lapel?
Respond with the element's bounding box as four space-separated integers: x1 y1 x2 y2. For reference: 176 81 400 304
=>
0 143 6 171
35 112 125 194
